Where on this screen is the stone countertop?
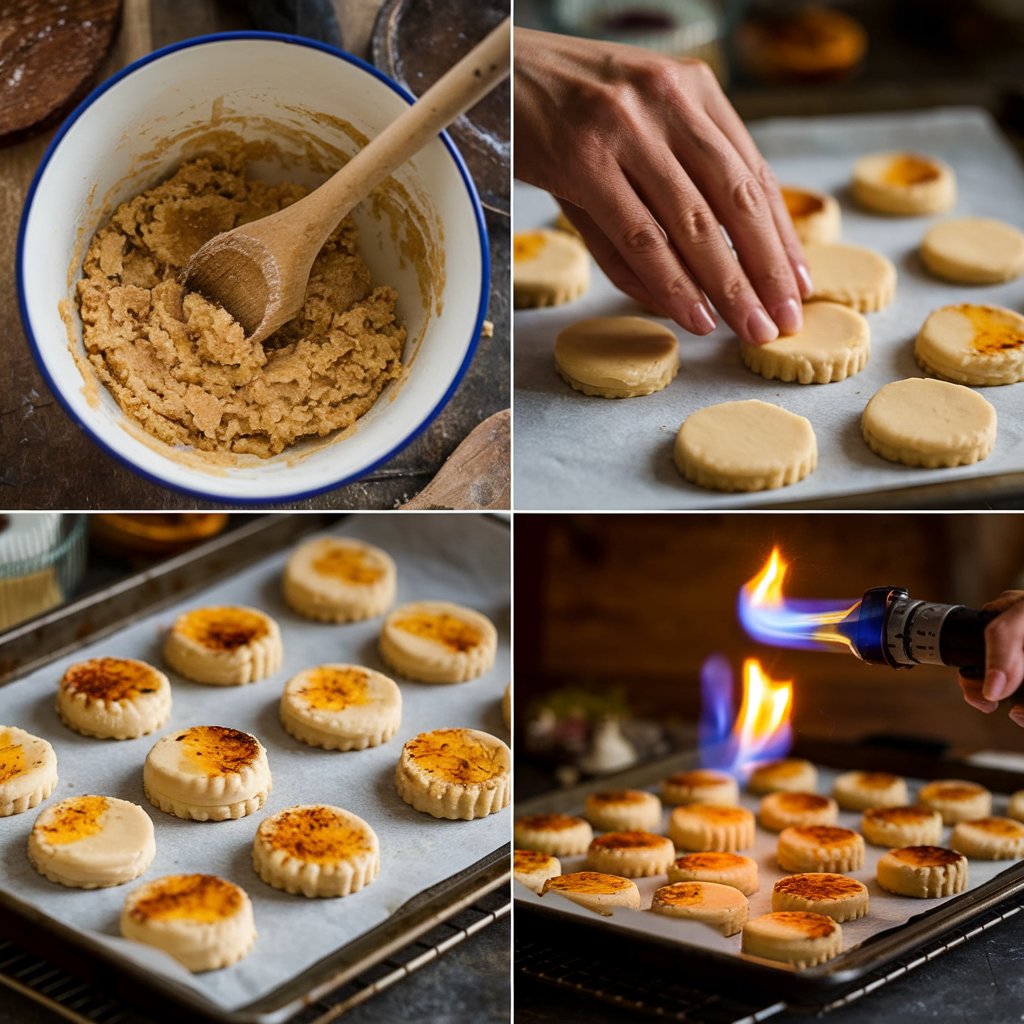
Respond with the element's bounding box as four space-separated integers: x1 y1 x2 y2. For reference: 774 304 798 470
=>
1 0 509 510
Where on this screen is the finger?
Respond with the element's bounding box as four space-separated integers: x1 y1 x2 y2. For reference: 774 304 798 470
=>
580 169 721 335
982 598 1024 701
699 81 813 300
557 201 674 320
982 590 1024 613
958 670 998 714
622 147 780 345
661 112 804 335
1010 702 1024 729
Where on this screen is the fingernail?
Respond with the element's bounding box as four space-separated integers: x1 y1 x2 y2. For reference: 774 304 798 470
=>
966 697 997 714
1010 705 1024 728
747 308 779 345
983 669 1010 702
796 264 814 298
774 298 802 336
693 302 716 334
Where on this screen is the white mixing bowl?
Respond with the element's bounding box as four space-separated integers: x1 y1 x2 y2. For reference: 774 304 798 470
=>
18 33 489 504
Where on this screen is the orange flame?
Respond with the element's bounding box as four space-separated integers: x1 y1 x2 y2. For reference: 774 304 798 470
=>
744 547 787 608
732 658 793 768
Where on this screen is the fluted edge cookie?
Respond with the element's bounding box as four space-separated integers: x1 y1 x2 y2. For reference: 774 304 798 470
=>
805 242 897 312
742 911 843 968
851 151 955 215
876 846 967 897
583 789 662 832
515 814 593 856
914 304 1024 386
748 758 817 795
121 874 256 972
282 536 397 623
781 186 841 245
28 795 155 889
950 817 1024 860
163 606 282 685
541 872 641 915
772 873 868 922
861 806 943 848
514 228 591 309
832 771 908 811
143 726 272 821
777 826 865 873
0 726 57 817
759 792 838 832
395 728 510 820
661 770 739 806
668 804 756 852
650 881 749 936
56 657 171 741
585 831 675 877
920 217 1024 284
253 805 380 897
380 601 497 684
514 849 562 893
280 664 401 751
917 780 992 824
668 852 759 895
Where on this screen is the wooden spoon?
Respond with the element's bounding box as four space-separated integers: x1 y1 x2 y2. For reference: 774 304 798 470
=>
183 17 510 344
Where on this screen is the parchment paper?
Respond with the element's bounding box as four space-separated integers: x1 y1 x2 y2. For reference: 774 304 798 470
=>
0 514 509 1016
515 764 1023 966
513 107 1024 509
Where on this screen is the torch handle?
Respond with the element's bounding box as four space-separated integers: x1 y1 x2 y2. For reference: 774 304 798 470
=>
940 606 999 669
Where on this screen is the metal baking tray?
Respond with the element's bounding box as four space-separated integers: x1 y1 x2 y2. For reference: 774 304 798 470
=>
514 738 1024 1004
0 513 510 1024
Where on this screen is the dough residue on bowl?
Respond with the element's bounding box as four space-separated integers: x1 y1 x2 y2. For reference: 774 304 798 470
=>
76 143 406 457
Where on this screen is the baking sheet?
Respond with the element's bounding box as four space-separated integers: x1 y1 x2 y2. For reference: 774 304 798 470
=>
512 107 1024 509
0 514 509 1015
514 764 1023 965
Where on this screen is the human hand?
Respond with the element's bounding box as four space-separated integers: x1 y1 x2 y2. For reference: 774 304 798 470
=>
513 28 812 345
958 590 1024 726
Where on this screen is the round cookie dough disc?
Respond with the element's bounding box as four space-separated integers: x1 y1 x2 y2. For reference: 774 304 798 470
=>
805 243 897 312
555 317 679 398
915 304 1024 386
781 186 841 245
862 378 996 468
741 301 869 384
514 228 590 309
921 218 1024 284
675 400 817 493
851 151 956 215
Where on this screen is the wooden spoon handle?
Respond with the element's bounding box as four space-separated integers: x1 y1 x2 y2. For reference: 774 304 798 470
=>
296 16 510 241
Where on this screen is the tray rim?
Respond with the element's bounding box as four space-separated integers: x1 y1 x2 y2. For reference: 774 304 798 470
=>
0 512 512 1023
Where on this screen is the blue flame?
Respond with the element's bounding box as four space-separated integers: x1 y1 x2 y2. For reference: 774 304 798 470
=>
738 591 861 652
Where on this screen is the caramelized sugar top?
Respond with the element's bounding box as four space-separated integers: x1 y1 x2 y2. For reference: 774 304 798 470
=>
311 543 384 585
782 187 825 219
590 830 667 850
177 607 268 650
0 732 25 785
543 872 633 894
884 155 940 186
392 613 480 652
129 874 242 923
774 873 863 900
766 911 836 938
259 806 373 864
62 658 159 703
296 667 370 711
954 305 1024 355
176 726 259 777
514 232 547 262
588 789 649 806
891 845 963 867
517 813 585 832
35 796 108 846
674 852 747 871
405 729 504 783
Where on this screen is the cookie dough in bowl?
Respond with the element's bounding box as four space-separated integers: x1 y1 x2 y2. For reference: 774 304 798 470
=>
19 34 488 503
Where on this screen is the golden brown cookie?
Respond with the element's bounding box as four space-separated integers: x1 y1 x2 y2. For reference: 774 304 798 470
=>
772 873 868 922
832 771 908 811
661 769 739 806
668 804 756 852
759 792 838 832
650 881 748 936
777 826 864 873
917 780 992 824
742 911 842 968
514 849 562 893
583 789 662 832
540 872 641 915
668 852 759 896
748 758 817 795
876 846 967 897
163 606 283 685
585 831 676 878
861 806 943 848
0 726 58 817
514 814 593 856
56 657 171 740
950 817 1024 860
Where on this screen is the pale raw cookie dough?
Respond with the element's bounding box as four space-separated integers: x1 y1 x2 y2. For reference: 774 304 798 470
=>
253 804 380 897
395 727 510 820
554 317 679 398
876 846 967 898
56 657 171 741
515 814 593 856
668 852 759 896
675 400 817 493
280 664 401 751
915 304 1024 386
513 228 590 308
163 606 283 685
541 872 641 916
772 873 868 922
649 881 748 936
950 817 1024 860
143 726 272 821
805 242 897 312
781 186 841 245
742 911 842 968
121 873 256 972
282 537 396 623
832 771 908 812
77 149 404 458
748 758 818 795
921 217 1024 284
585 831 676 877
28 795 155 889
861 806 943 848
514 849 562 893
862 378 996 469
661 769 739 806
379 601 497 683
851 151 956 215
583 789 662 832
741 301 869 383
0 726 57 817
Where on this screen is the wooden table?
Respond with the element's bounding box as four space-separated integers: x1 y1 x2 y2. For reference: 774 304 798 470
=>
0 0 509 510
